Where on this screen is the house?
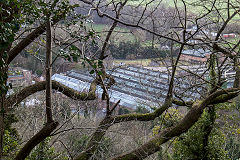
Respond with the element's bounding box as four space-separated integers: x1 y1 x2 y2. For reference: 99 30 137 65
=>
32 75 44 83
180 49 211 63
223 33 236 38
8 67 32 87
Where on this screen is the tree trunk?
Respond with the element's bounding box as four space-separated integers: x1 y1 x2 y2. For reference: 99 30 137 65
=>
45 17 53 123
0 96 4 159
0 55 9 159
234 57 240 88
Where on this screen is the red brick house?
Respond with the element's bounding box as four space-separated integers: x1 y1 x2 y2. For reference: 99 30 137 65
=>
8 68 32 87
180 49 211 63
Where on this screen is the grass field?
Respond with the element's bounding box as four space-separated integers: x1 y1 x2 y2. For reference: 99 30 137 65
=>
220 37 240 48
126 0 240 20
113 59 152 66
113 57 182 67
84 0 239 47
87 23 127 32
86 23 136 43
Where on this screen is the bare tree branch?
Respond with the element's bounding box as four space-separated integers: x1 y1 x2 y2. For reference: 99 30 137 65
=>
45 17 53 123
15 121 59 160
5 81 96 109
7 15 63 64
111 88 240 159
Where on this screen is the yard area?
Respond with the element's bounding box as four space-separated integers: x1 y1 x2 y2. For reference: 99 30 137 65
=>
113 59 152 66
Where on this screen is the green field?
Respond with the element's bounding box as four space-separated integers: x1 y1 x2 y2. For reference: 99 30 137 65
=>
126 0 240 20
114 59 152 66
86 23 136 43
83 1 239 49
220 37 240 49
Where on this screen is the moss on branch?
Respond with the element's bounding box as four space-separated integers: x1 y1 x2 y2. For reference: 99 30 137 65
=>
6 80 96 109
110 88 240 160
111 99 172 123
210 91 239 104
172 99 193 107
52 81 96 100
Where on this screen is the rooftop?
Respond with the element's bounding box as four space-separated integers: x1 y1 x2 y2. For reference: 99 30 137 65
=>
182 49 211 58
52 66 201 110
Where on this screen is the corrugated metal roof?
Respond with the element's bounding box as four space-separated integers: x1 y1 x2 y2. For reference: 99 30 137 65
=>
52 66 201 110
182 49 211 58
